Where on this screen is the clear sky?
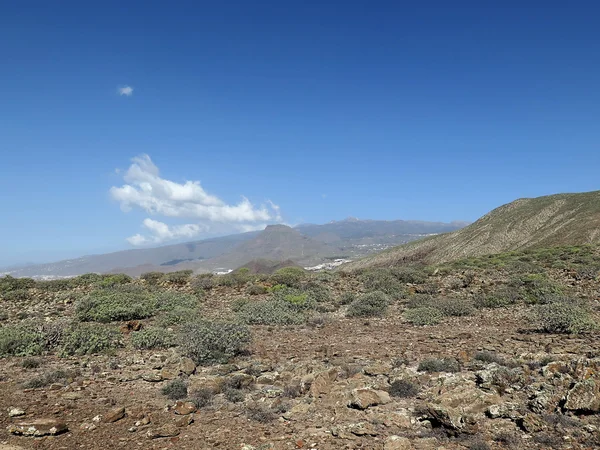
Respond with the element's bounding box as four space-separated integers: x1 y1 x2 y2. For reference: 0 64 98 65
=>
1 1 599 265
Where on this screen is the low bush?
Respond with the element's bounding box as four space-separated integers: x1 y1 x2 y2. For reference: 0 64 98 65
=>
59 323 122 356
191 274 214 292
68 273 103 287
76 287 155 322
346 291 389 317
418 357 460 373
404 307 443 326
0 276 35 293
474 351 519 368
246 403 276 423
2 289 31 301
270 267 307 288
237 299 306 325
518 274 563 304
533 299 596 334
178 321 251 365
23 369 70 389
339 292 356 305
0 324 44 357
131 327 175 349
156 307 202 327
22 357 42 369
161 379 188 400
360 268 407 298
391 266 428 284
300 281 331 303
437 297 475 317
190 387 217 408
223 387 246 403
247 284 267 295
98 273 132 288
475 286 520 308
140 272 164 285
165 270 193 285
388 379 419 398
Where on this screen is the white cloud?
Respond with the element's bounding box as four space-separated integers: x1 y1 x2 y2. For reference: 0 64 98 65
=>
112 154 283 245
118 85 134 96
127 219 208 246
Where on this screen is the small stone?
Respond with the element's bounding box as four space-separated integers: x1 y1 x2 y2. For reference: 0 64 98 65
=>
160 369 179 380
348 388 391 410
8 407 25 418
174 414 193 427
142 372 163 382
103 406 126 423
179 358 196 375
147 423 180 439
384 436 412 450
7 418 68 436
173 401 197 415
62 392 83 400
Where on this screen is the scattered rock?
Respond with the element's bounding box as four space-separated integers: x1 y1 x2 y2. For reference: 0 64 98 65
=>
142 372 163 382
179 358 196 375
103 406 126 423
7 418 68 436
384 435 412 450
564 379 600 413
173 401 197 415
7 407 25 418
348 388 391 410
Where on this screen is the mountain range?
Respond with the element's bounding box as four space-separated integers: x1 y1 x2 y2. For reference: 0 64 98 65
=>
346 190 600 270
2 218 466 278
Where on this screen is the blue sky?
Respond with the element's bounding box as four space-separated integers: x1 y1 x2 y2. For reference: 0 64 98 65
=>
1 1 599 265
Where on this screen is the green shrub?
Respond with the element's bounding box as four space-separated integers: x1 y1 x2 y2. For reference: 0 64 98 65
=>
404 307 443 326
68 273 103 287
418 357 460 373
391 266 428 284
191 274 214 291
246 403 276 422
0 276 35 293
475 286 520 308
131 327 175 349
165 270 193 285
59 323 122 356
223 387 246 403
388 379 419 398
518 274 563 304
533 299 596 334
339 292 356 305
271 287 316 310
36 279 71 292
156 307 202 327
161 379 188 400
98 273 132 288
0 324 44 356
300 281 331 303
437 297 475 317
2 289 31 301
406 294 436 309
270 267 307 288
23 369 70 388
474 351 518 368
75 287 156 322
346 291 389 317
178 321 251 365
237 299 306 325
360 268 407 298
190 387 216 408
247 284 267 296
152 291 199 312
140 272 164 285
22 357 42 369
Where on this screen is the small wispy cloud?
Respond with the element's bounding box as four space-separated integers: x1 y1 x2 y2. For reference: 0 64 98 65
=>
118 85 134 96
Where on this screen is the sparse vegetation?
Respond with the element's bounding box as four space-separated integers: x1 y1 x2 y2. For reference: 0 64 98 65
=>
178 321 251 365
0 323 44 357
131 327 175 349
346 291 389 317
59 323 122 356
270 267 307 287
161 379 188 400
237 299 307 325
533 298 596 334
418 357 460 373
403 307 443 326
388 379 419 398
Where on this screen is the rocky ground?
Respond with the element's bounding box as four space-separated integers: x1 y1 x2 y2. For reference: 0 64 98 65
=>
1 248 599 450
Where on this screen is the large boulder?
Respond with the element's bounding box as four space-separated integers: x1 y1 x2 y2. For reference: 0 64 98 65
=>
564 379 600 413
7 418 68 436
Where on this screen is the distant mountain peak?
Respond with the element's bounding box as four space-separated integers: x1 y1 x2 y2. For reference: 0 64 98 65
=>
264 224 294 232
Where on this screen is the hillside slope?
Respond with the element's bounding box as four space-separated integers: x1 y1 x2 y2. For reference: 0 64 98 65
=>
346 190 600 269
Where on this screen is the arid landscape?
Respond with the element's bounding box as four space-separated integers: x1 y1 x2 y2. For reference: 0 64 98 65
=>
1 192 600 450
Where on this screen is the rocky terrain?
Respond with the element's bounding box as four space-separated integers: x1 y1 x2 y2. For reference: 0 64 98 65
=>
0 244 599 449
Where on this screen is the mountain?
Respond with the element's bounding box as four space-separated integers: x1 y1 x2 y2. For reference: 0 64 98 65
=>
346 190 600 270
2 219 466 278
193 225 335 270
